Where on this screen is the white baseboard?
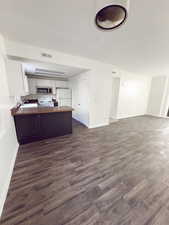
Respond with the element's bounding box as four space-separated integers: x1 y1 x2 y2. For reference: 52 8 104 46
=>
145 113 159 117
88 123 109 129
145 114 169 119
72 116 89 128
117 114 145 120
0 144 19 218
109 118 119 123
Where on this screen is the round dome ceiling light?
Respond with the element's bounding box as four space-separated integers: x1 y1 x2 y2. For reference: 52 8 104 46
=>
95 0 129 30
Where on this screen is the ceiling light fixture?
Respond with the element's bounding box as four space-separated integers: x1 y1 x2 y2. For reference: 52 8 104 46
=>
95 0 129 30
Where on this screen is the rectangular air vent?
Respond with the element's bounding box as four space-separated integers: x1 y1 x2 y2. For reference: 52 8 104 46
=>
35 68 65 76
41 53 52 58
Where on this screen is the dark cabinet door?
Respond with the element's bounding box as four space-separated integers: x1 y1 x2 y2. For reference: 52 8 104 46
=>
14 112 72 145
40 112 72 139
14 114 40 144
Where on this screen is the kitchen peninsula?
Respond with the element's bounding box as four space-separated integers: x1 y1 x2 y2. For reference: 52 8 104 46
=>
12 106 73 144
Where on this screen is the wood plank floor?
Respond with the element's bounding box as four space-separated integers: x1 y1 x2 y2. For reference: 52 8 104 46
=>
1 116 169 225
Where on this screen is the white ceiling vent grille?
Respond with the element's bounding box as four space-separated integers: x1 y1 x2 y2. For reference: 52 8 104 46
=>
41 53 52 58
35 68 65 77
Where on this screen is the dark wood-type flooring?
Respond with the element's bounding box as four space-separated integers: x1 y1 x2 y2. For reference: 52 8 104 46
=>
1 116 169 225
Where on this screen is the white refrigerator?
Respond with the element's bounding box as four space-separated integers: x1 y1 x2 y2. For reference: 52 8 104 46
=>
56 88 72 107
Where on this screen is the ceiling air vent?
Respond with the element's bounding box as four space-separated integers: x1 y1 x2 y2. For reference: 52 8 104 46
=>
35 68 65 77
41 53 52 58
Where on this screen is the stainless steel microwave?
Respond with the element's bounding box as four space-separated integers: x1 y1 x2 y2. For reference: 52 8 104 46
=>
36 87 53 94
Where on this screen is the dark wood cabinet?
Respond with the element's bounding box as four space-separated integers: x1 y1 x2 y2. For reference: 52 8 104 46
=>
14 111 72 145
40 112 72 139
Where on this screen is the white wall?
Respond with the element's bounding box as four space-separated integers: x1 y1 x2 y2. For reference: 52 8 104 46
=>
0 35 18 217
5 40 153 126
88 69 113 128
116 72 151 119
69 72 90 127
110 77 120 120
160 77 169 117
5 40 117 128
147 76 168 117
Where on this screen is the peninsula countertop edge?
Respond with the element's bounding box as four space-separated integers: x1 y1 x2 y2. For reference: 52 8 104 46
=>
11 106 74 116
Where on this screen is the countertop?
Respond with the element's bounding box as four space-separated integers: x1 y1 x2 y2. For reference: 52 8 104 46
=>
11 106 74 116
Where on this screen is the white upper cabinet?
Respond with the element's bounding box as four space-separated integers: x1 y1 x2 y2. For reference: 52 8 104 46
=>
28 78 37 94
22 70 29 94
5 59 29 97
28 78 68 95
55 80 68 88
36 79 53 87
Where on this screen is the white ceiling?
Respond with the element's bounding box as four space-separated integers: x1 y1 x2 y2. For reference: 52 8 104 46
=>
0 0 169 76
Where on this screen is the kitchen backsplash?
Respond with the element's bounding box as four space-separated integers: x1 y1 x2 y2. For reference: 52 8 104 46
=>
21 94 57 102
